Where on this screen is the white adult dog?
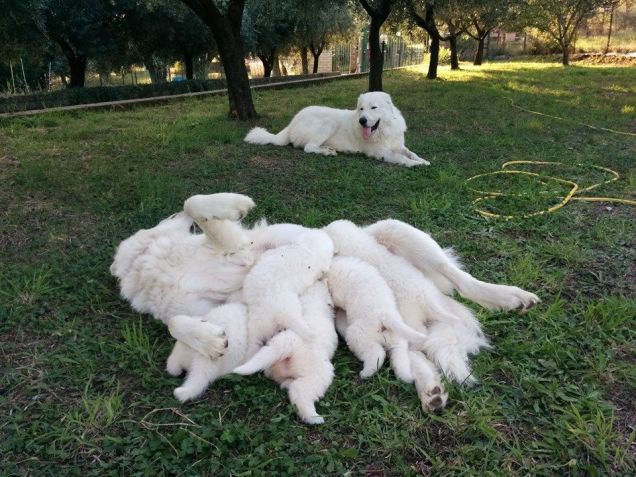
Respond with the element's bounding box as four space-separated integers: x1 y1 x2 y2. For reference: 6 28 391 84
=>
244 92 429 167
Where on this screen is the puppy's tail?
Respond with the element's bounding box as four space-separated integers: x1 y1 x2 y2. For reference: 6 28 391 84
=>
233 330 298 375
244 126 290 146
381 313 428 344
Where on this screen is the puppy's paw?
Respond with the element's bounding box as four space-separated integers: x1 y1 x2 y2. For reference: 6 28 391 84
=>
419 385 448 413
359 367 378 379
174 386 198 402
302 414 325 425
323 147 337 156
166 359 184 376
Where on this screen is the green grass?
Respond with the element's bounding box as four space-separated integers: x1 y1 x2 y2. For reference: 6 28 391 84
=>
1 60 635 476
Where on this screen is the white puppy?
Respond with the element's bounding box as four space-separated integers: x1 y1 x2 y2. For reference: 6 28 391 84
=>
244 92 429 167
234 281 337 424
241 229 334 353
167 283 336 424
325 220 488 389
327 256 427 382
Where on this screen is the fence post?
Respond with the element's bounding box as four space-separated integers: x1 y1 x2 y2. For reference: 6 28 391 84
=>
9 62 16 94
20 58 30 93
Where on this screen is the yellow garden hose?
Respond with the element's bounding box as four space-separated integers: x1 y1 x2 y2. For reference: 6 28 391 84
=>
465 161 636 220
506 98 636 138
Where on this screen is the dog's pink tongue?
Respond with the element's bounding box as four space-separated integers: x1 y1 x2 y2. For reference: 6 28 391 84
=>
362 127 372 139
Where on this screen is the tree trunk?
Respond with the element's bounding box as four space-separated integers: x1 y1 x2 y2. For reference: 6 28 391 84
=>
561 42 570 66
605 5 615 54
449 35 459 70
56 38 87 88
311 52 320 73
258 54 273 77
68 54 87 88
147 63 167 83
427 34 439 79
272 54 282 76
185 53 194 79
474 37 485 65
300 47 309 74
182 0 257 120
368 17 384 91
213 22 257 119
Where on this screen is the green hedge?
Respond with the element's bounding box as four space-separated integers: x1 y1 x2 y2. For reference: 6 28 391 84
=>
0 73 338 113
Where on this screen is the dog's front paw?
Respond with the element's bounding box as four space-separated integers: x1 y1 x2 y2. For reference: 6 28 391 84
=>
495 286 541 312
168 315 228 359
410 157 430 166
419 385 448 413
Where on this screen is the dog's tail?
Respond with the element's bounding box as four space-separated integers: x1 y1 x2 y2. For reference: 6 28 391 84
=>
244 126 290 146
381 313 428 344
232 330 298 375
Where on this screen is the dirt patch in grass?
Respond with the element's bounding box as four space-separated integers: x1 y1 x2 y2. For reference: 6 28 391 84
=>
1 193 101 257
248 154 289 168
608 382 636 459
571 54 636 66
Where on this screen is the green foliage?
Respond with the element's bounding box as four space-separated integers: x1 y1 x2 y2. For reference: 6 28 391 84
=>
1 61 634 475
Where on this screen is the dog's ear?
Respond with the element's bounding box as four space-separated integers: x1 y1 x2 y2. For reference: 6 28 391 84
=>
384 95 398 119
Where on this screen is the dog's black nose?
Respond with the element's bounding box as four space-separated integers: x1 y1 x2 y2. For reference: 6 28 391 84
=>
359 116 368 126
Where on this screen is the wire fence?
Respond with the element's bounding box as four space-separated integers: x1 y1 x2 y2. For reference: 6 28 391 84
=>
332 34 426 74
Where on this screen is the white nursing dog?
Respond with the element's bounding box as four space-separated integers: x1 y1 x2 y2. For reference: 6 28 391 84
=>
244 92 429 167
112 193 540 420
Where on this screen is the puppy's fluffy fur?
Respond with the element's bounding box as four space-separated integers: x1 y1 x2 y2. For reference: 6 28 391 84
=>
327 256 427 382
168 282 336 424
166 303 248 402
244 92 429 167
242 229 334 352
325 220 489 390
234 281 337 424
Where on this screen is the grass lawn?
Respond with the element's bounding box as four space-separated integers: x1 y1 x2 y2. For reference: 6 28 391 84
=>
1 60 635 476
